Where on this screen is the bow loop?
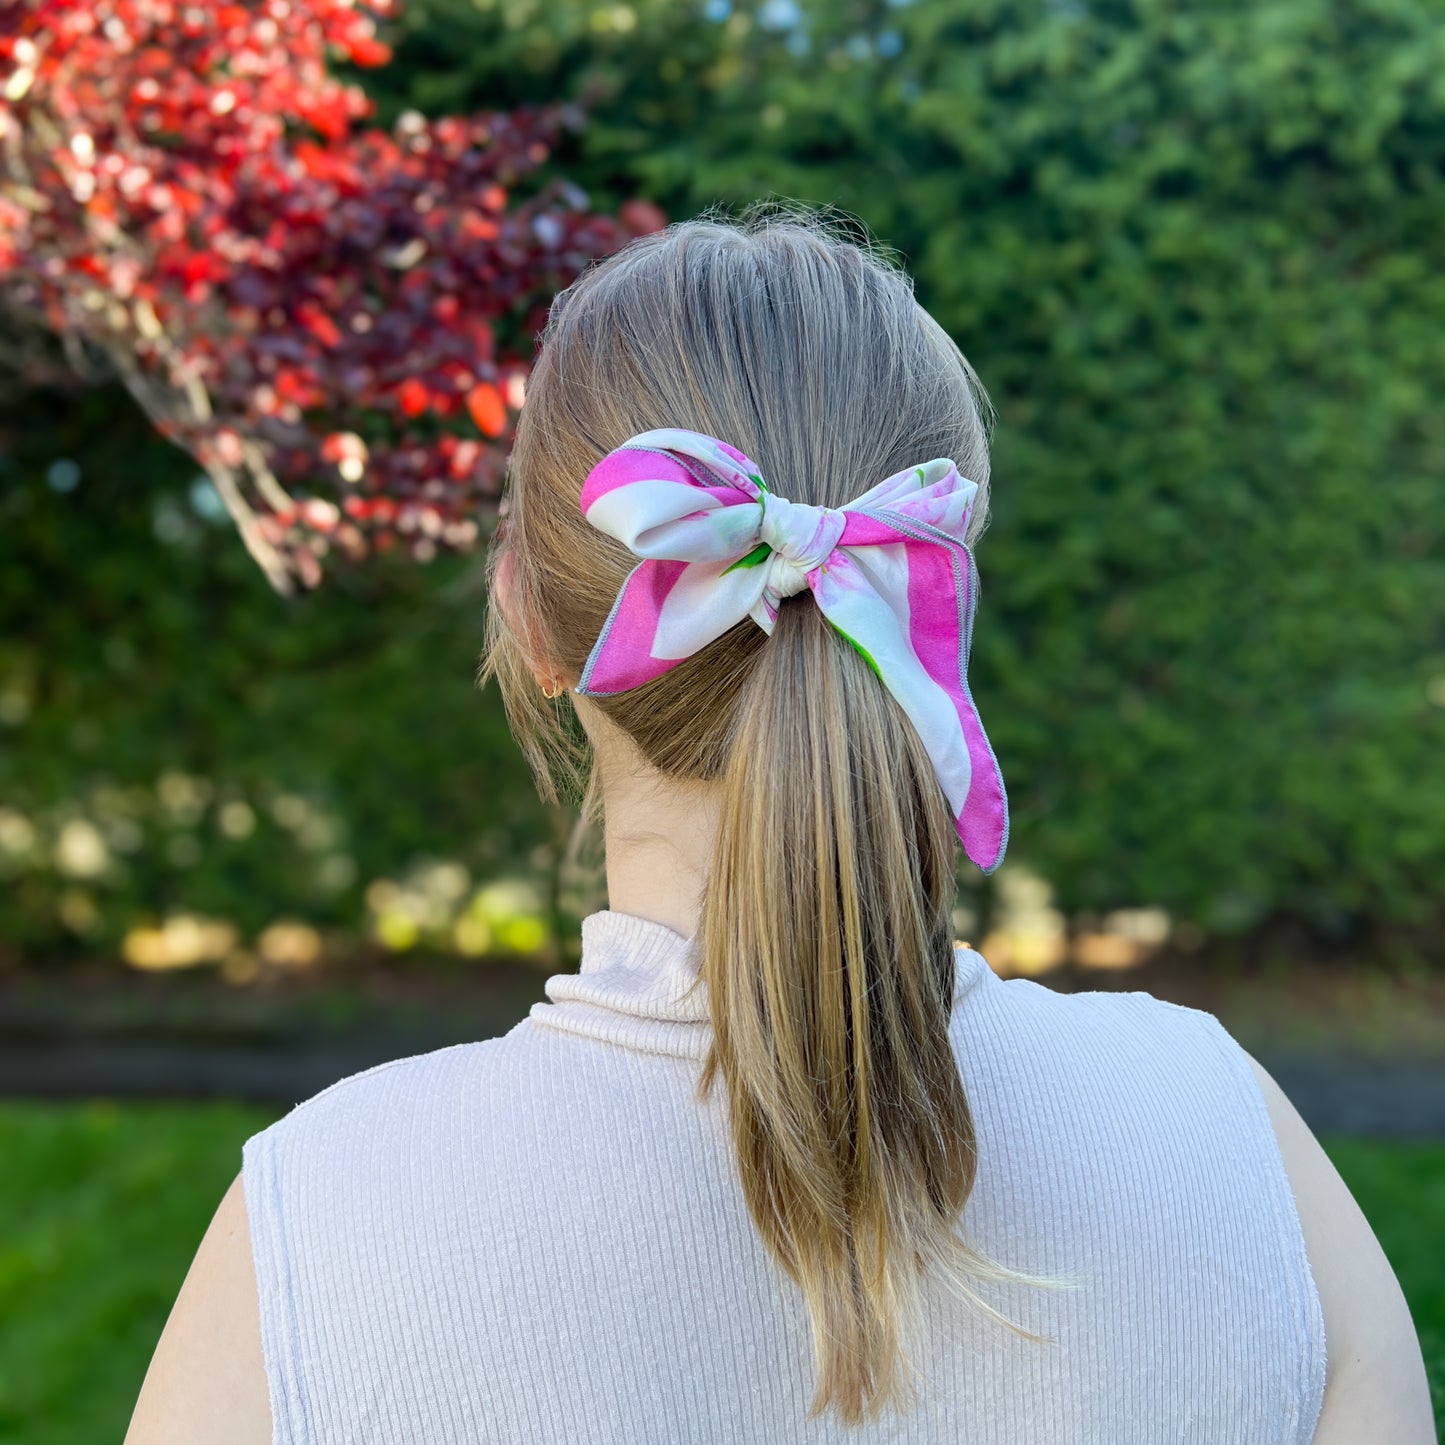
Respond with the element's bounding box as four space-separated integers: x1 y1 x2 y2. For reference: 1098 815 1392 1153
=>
574 429 1008 874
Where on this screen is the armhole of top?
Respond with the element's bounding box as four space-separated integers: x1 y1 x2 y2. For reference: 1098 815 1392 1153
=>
241 1126 314 1445
1191 1009 1330 1445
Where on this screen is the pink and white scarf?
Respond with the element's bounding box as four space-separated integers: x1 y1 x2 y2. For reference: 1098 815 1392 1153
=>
574 428 1009 874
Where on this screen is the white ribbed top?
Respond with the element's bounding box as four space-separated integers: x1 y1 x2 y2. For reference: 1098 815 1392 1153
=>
242 909 1327 1444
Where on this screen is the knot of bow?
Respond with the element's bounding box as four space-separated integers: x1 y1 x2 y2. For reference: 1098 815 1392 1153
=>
755 491 848 608
573 427 1008 874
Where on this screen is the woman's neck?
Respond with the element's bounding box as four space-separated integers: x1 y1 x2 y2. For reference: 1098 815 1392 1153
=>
596 755 722 942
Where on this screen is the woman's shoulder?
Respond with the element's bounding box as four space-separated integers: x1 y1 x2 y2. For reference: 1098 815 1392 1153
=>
241 1028 541 1179
955 959 1275 1137
130 1030 546 1444
124 1172 271 1445
1239 1050 1435 1443
962 945 1229 1044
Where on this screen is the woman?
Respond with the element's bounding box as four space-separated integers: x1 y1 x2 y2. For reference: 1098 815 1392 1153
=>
125 206 1433 1443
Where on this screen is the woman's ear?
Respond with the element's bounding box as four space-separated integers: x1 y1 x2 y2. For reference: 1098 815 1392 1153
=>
492 542 572 693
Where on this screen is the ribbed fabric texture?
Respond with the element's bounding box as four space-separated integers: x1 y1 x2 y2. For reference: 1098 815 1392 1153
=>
242 909 1328 1444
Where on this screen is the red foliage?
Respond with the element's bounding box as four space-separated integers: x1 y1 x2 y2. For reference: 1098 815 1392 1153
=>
0 1 663 590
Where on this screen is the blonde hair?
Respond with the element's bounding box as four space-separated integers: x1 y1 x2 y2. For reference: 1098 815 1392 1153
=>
481 201 1084 1427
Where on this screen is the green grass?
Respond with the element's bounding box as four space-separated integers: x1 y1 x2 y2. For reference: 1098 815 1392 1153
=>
0 1105 1440 1443
0 1101 279 1444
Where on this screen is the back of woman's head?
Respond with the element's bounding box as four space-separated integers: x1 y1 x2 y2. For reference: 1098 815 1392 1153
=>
483 202 1077 1427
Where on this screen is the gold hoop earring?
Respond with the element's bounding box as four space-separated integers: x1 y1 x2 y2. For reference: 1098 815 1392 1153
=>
541 679 565 700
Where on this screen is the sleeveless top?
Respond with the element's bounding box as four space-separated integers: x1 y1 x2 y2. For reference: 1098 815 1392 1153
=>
241 909 1328 1444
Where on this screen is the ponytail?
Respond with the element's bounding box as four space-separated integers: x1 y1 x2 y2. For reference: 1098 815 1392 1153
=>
487 205 1087 1428
689 603 1077 1424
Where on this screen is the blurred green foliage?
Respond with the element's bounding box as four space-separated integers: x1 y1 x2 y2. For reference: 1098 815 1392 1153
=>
1 0 1442 962
365 0 1445 936
0 383 560 960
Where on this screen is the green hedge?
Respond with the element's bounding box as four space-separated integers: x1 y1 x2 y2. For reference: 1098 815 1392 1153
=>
2 0 1442 961
0 383 560 960
364 0 1445 936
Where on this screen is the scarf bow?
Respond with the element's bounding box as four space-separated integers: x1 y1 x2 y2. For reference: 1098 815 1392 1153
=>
574 427 1008 874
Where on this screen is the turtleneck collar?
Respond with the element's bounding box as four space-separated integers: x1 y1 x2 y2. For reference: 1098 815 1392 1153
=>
528 909 992 1060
